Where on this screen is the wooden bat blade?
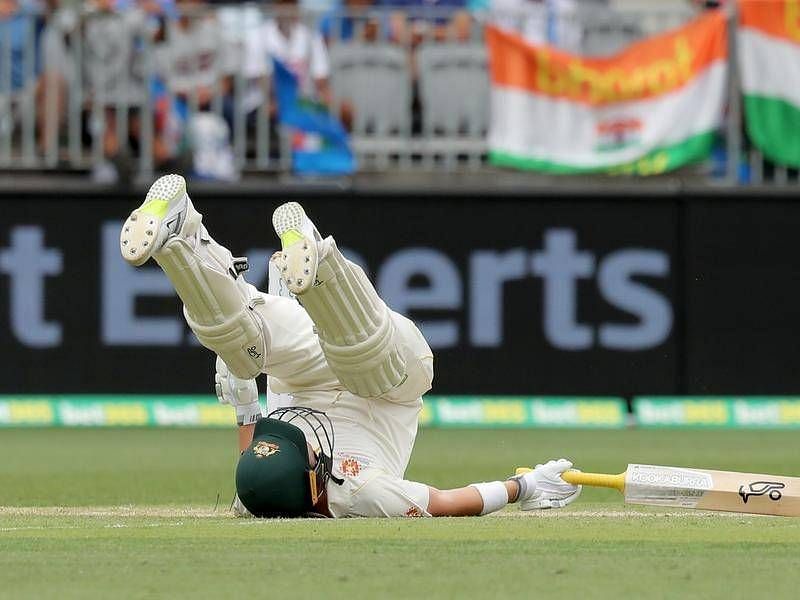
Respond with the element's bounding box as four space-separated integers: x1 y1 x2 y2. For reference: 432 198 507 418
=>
520 465 800 516
623 464 800 517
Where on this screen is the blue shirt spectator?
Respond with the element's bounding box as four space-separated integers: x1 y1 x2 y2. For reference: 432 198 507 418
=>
115 0 179 21
376 0 468 35
377 0 466 7
320 3 391 42
0 2 42 92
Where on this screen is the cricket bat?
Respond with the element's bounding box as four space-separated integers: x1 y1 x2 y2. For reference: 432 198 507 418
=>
515 464 800 516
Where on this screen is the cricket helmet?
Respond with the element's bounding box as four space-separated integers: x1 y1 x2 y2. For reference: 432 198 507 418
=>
235 407 342 517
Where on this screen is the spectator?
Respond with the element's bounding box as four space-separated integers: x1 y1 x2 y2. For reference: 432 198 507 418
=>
153 0 236 171
0 0 41 92
84 0 150 181
488 0 582 53
243 0 332 109
0 0 44 150
156 0 235 110
36 0 75 158
121 0 178 19
377 0 473 44
321 0 387 43
691 0 725 9
301 0 340 14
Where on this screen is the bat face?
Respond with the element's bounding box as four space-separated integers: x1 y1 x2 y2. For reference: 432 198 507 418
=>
624 464 714 508
623 464 800 516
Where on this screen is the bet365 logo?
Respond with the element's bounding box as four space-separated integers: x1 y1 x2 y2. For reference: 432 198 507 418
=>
738 481 786 504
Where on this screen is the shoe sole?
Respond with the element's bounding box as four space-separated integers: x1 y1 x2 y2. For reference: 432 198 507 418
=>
120 174 186 267
271 202 318 295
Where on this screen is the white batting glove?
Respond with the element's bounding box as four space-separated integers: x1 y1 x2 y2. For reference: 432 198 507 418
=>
214 356 262 426
511 458 582 510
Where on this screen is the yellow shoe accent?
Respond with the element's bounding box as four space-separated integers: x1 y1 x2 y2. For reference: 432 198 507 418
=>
139 199 169 218
280 229 305 249
272 202 318 295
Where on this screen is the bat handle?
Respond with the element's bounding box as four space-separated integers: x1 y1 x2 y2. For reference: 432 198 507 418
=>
562 470 626 492
514 467 626 492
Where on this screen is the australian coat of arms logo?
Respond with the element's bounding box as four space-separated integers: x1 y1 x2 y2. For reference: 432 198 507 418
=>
253 441 280 459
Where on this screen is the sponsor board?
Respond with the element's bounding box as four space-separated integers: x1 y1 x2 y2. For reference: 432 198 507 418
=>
0 193 678 398
5 192 800 397
634 397 800 427
5 396 800 428
421 397 626 428
0 396 626 428
0 396 236 427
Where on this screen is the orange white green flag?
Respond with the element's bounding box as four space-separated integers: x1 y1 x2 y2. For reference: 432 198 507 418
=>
486 11 728 174
739 0 800 167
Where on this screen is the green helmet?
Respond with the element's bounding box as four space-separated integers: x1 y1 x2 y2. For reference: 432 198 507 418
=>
235 407 341 517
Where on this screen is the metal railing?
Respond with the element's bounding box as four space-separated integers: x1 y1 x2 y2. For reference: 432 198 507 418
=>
0 3 796 185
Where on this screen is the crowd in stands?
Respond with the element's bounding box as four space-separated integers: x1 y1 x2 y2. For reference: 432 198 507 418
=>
1 0 687 181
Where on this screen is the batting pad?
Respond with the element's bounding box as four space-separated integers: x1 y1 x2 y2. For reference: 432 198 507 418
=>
154 230 266 379
298 240 407 398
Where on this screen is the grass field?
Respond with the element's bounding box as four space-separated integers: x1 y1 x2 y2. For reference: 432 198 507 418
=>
2 428 800 599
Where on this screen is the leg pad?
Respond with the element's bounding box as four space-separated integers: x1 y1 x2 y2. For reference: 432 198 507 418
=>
186 305 266 380
155 235 267 379
298 241 406 398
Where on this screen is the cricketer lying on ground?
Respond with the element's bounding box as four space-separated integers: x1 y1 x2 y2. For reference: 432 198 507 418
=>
120 174 582 518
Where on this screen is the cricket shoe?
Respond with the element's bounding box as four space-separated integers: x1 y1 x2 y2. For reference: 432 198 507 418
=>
271 202 324 295
120 174 195 266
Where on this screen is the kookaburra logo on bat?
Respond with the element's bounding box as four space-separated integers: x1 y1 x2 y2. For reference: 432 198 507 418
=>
738 481 786 504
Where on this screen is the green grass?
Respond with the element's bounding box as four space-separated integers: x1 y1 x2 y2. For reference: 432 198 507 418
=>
2 428 800 599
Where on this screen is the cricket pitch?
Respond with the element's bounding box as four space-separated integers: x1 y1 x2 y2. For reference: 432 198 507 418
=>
2 428 800 598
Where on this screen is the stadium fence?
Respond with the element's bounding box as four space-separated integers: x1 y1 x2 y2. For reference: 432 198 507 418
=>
0 3 796 184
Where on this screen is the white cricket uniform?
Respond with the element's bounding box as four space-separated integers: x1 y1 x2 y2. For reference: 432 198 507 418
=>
240 19 330 114
252 265 435 518
243 19 330 93
153 204 434 519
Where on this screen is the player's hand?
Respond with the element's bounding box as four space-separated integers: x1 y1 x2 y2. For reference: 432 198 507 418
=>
214 356 262 426
513 458 582 510
214 355 258 406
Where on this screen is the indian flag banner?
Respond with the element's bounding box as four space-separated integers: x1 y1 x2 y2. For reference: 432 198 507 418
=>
739 0 800 167
486 11 728 174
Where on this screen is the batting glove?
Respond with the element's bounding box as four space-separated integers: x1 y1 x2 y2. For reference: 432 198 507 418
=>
214 356 262 426
510 458 582 510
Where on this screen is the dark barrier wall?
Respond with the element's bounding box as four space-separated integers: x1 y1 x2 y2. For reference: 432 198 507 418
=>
0 189 796 396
